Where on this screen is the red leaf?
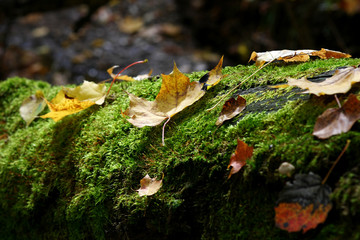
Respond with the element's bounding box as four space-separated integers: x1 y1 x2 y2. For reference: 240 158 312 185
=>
227 139 253 179
275 203 332 233
274 172 332 233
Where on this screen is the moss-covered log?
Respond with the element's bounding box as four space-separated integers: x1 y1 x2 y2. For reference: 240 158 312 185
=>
1 58 360 239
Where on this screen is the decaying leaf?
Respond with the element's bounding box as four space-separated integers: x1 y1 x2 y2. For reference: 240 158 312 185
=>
136 174 163 196
123 63 206 127
286 66 360 96
275 172 332 233
19 90 46 126
63 80 107 105
227 139 253 179
216 95 246 126
40 89 96 122
313 94 360 139
199 56 224 90
249 48 351 66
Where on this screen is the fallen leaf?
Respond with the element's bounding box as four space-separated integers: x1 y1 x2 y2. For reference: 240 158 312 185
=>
19 90 46 126
136 174 163 196
123 62 206 128
199 56 224 90
40 89 95 122
313 94 360 139
249 48 351 66
216 95 246 126
227 139 253 179
286 66 360 96
275 172 332 233
63 80 107 105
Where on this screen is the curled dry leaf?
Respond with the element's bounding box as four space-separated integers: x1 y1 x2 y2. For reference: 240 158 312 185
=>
313 94 360 139
249 48 351 67
19 90 46 126
216 95 246 126
199 55 224 90
286 66 360 96
227 139 253 179
136 174 163 196
275 172 332 233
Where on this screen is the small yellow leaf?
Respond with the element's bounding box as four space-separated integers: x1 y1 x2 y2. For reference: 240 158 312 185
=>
40 90 95 122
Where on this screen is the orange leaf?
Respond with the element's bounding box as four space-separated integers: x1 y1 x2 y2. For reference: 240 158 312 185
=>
275 172 332 233
275 203 332 233
227 139 253 179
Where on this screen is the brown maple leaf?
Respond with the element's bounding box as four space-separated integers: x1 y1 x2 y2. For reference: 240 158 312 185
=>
313 94 360 139
216 95 246 126
227 139 253 179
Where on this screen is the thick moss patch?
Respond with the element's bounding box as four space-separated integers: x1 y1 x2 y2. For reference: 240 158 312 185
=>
1 58 360 239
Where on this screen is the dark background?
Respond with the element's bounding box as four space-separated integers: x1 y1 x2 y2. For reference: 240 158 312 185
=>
1 0 359 85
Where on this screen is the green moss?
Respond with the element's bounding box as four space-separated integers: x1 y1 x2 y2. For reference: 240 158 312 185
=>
1 58 360 239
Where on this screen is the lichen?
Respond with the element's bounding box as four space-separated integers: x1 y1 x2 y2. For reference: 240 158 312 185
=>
1 58 360 239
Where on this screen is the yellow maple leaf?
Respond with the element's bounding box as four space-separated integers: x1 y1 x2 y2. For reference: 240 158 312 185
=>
40 89 95 122
123 62 206 128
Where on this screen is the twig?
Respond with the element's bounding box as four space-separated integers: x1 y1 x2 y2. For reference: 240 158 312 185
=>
322 139 351 185
206 60 274 112
162 117 171 146
334 94 342 108
106 59 148 96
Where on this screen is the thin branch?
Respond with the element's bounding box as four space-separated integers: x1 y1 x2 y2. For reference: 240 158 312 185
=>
322 139 351 185
106 59 148 96
334 94 342 108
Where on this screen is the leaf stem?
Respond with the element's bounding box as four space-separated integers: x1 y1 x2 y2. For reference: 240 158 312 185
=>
162 117 171 146
106 59 148 96
322 139 350 185
334 94 342 108
206 59 274 112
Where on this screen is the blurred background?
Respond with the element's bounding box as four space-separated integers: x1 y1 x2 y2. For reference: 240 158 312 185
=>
0 0 359 85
